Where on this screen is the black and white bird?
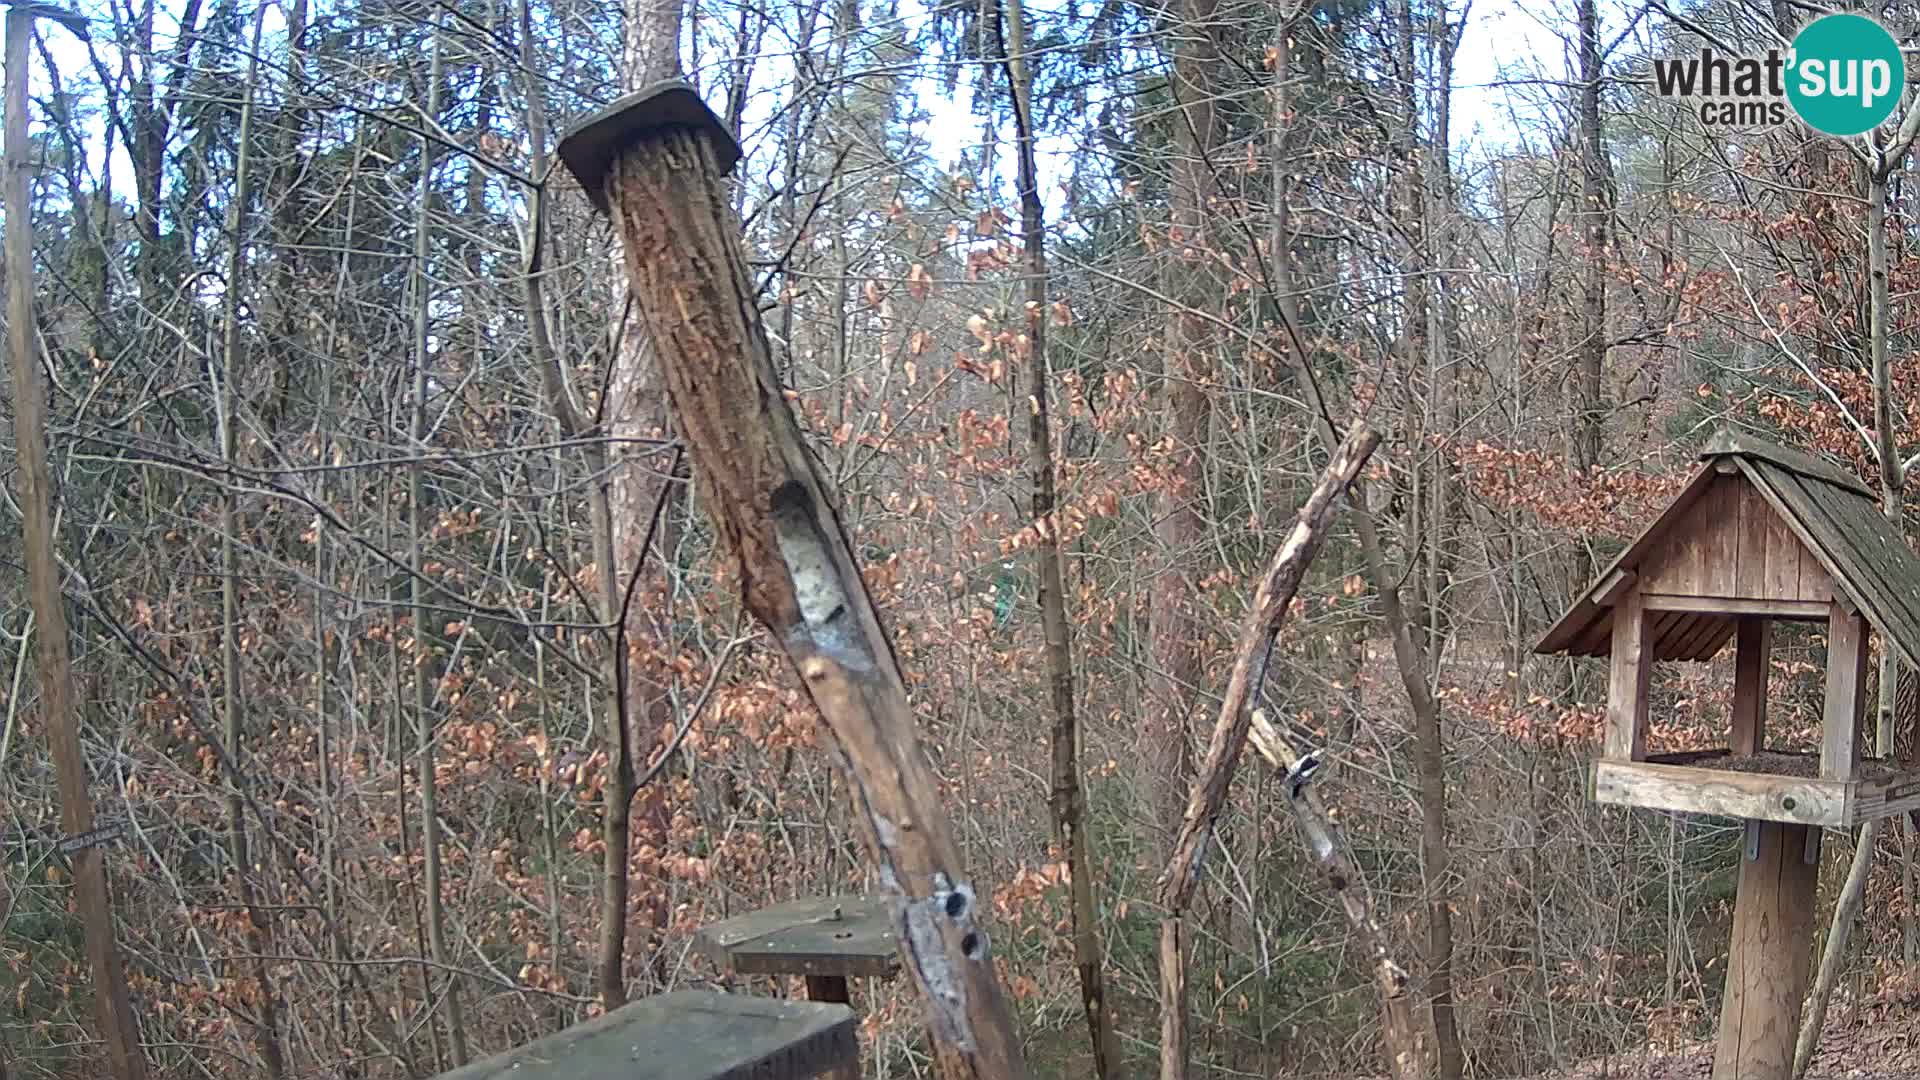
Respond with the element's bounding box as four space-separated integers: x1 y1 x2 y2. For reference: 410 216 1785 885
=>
1284 750 1323 801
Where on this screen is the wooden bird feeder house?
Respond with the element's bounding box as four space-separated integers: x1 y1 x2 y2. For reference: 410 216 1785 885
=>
1537 428 1920 1080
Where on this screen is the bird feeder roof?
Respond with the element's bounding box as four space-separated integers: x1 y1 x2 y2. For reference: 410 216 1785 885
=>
1535 428 1920 670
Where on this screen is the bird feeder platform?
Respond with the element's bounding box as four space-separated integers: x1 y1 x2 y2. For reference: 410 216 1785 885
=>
1537 428 1920 1080
1593 748 1920 828
696 894 901 994
430 990 856 1080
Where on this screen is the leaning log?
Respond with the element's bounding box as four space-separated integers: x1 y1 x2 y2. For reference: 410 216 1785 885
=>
557 82 1029 1079
1152 425 1379 1079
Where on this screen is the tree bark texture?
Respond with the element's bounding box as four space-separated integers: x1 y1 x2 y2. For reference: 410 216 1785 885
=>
596 0 688 1007
4 10 148 1079
598 127 1030 1080
1145 0 1222 864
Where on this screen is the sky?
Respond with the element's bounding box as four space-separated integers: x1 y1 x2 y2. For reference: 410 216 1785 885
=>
16 0 1592 227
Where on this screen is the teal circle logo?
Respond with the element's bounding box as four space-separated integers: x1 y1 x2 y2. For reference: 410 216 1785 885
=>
1787 14 1905 136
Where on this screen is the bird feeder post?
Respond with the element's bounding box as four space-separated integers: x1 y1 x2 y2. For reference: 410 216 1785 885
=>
1536 429 1920 1080
1713 819 1818 1080
556 85 1029 1080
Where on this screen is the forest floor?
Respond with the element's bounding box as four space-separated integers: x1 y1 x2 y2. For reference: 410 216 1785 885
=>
1528 995 1920 1079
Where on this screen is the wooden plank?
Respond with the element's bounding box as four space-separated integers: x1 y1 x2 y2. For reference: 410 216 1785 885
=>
1733 618 1770 756
1759 483 1810 602
1733 479 1772 599
1640 595 1829 619
1772 468 1920 671
433 990 858 1080
1712 821 1818 1080
1642 488 1712 596
1822 604 1868 782
1669 612 1729 661
1741 462 1870 619
1592 760 1849 827
1605 590 1654 761
1685 622 1738 662
696 895 901 980
1849 770 1920 826
1700 477 1741 597
1595 568 1636 606
1702 428 1875 498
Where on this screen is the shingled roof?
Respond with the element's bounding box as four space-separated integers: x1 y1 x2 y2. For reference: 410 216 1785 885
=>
1535 429 1920 671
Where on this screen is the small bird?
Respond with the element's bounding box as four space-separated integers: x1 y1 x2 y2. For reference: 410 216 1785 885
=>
1285 750 1323 801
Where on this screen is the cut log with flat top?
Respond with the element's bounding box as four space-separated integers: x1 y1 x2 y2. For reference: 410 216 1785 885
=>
432 991 855 1080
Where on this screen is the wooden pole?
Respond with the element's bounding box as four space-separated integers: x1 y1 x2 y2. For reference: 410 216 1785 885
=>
1714 819 1818 1080
558 85 1029 1080
3 9 146 1079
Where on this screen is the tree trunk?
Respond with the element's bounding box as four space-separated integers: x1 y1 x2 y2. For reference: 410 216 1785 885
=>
589 117 1031 1078
408 24 469 1067
1144 0 1222 867
215 11 286 1073
1573 0 1609 476
1356 500 1462 1080
3 10 148 1078
994 0 1117 1074
595 0 689 1007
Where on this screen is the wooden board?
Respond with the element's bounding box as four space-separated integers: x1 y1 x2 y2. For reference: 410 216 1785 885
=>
431 991 857 1080
1605 590 1652 761
1592 756 1920 828
696 895 901 980
1592 759 1849 827
1636 476 1832 606
1732 618 1769 756
1822 605 1868 781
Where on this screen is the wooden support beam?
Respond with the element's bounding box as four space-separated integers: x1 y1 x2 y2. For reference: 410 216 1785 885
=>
1606 589 1653 761
1822 604 1868 782
1640 595 1830 620
1713 820 1817 1080
1733 618 1770 757
557 84 1026 1079
1595 568 1636 606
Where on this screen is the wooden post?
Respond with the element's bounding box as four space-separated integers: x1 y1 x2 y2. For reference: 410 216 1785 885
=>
1713 819 1818 1080
1605 588 1652 761
1732 617 1770 756
1822 604 1868 781
804 977 856 1080
3 10 146 1080
558 84 1027 1080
